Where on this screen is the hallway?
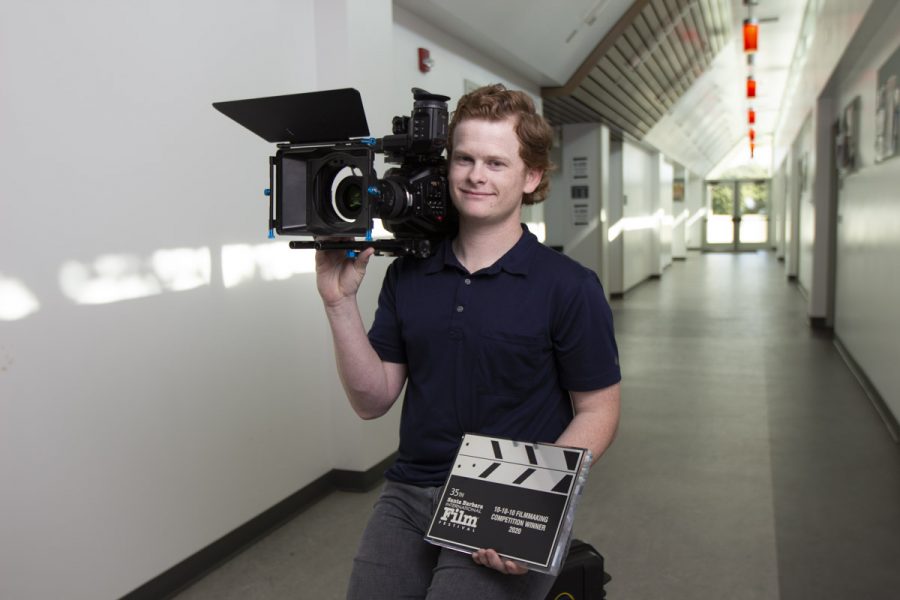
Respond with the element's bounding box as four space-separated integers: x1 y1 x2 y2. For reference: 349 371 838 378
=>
174 251 900 599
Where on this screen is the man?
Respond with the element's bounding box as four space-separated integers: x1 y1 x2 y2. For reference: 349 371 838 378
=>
316 84 621 599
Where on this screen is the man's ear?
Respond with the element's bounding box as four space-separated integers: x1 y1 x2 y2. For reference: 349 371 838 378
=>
524 169 543 194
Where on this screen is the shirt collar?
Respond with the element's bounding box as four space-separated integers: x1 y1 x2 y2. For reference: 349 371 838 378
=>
424 224 537 276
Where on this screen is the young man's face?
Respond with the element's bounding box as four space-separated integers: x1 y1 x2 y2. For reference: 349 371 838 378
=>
448 117 541 228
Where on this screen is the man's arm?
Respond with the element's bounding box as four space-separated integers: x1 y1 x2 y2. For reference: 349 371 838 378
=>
556 383 621 464
472 382 621 575
316 247 407 419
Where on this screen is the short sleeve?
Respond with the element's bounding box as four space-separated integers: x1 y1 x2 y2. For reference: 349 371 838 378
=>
552 271 621 391
368 260 408 364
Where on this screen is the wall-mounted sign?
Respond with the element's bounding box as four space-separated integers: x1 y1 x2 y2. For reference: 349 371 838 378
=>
837 96 860 176
572 203 589 226
875 43 900 163
673 179 685 203
572 157 588 180
571 185 589 199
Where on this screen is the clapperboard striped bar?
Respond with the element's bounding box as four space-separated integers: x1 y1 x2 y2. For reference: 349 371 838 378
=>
453 436 583 496
425 433 592 575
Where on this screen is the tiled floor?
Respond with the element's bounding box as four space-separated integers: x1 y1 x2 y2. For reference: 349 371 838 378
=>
173 251 900 599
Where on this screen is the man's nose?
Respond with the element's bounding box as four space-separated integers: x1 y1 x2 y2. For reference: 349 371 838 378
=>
467 161 487 183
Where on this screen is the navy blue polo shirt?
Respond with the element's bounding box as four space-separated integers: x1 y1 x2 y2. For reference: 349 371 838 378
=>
368 226 620 487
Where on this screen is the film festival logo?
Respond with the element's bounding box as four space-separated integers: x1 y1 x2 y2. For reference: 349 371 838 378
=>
439 503 482 531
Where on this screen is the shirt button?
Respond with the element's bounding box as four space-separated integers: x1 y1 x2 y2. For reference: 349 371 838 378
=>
464 278 472 285
456 305 464 312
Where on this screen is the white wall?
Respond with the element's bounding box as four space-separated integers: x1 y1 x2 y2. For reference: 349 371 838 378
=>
658 158 674 270
0 3 331 599
795 114 816 295
771 158 789 260
608 136 625 294
392 6 541 114
772 0 900 422
544 123 609 283
621 141 658 291
671 167 687 260
829 0 900 421
684 170 705 250
773 1 873 170
0 1 546 598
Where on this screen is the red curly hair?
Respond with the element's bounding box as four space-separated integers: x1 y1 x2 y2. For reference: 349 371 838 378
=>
447 84 554 205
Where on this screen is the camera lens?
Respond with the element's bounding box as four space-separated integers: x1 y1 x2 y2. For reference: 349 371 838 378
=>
334 176 364 221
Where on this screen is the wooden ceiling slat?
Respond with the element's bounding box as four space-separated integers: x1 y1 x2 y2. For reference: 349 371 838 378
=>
697 0 716 56
661 0 693 77
562 100 612 128
687 0 715 66
623 26 677 107
630 15 681 103
582 72 654 131
610 40 663 102
570 87 648 137
646 0 688 97
544 102 589 125
681 4 709 75
540 0 735 147
595 60 664 121
604 49 669 115
704 0 727 57
543 0 653 98
640 3 677 80
547 96 601 124
557 95 644 136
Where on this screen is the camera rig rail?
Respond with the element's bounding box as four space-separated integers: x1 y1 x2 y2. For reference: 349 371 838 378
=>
288 238 435 259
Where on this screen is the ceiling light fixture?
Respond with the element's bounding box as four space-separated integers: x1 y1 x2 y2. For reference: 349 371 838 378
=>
743 18 759 53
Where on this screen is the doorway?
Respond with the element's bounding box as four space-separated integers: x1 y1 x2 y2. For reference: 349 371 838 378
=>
704 179 770 251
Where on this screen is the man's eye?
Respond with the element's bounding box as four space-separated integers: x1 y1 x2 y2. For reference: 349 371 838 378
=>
454 155 473 164
488 160 506 168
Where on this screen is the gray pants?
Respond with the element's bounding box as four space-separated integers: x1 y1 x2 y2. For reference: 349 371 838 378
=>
346 481 558 600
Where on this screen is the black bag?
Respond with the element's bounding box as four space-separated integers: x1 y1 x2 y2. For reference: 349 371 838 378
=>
544 539 611 600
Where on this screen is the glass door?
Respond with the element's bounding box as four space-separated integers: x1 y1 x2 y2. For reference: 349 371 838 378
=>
736 180 769 249
705 182 735 248
704 179 770 251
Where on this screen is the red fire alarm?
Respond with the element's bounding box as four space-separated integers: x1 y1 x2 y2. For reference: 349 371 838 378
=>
418 47 434 73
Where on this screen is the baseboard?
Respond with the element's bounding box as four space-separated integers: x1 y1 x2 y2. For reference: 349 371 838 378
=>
834 337 900 443
122 453 396 600
809 316 832 331
331 453 397 492
610 273 661 300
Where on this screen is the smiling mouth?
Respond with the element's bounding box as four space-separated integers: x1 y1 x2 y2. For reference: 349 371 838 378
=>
459 189 493 197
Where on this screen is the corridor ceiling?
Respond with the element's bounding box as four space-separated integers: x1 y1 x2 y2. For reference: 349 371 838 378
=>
394 0 807 177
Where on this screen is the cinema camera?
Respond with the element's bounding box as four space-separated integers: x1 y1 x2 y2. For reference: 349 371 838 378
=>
213 88 457 257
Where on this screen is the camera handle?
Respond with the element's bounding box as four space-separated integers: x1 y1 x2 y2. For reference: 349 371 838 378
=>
288 238 435 259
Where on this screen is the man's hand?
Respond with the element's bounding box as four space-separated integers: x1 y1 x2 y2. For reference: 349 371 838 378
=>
315 245 375 307
471 549 528 575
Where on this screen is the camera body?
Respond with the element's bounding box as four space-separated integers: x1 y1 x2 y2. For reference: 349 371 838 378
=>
215 88 457 257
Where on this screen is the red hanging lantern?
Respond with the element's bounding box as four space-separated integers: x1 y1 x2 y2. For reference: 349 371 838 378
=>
743 19 759 53
750 141 756 158
748 108 756 124
747 76 757 98
749 128 756 142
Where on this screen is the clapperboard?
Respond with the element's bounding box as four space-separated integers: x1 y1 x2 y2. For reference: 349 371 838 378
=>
425 433 591 575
